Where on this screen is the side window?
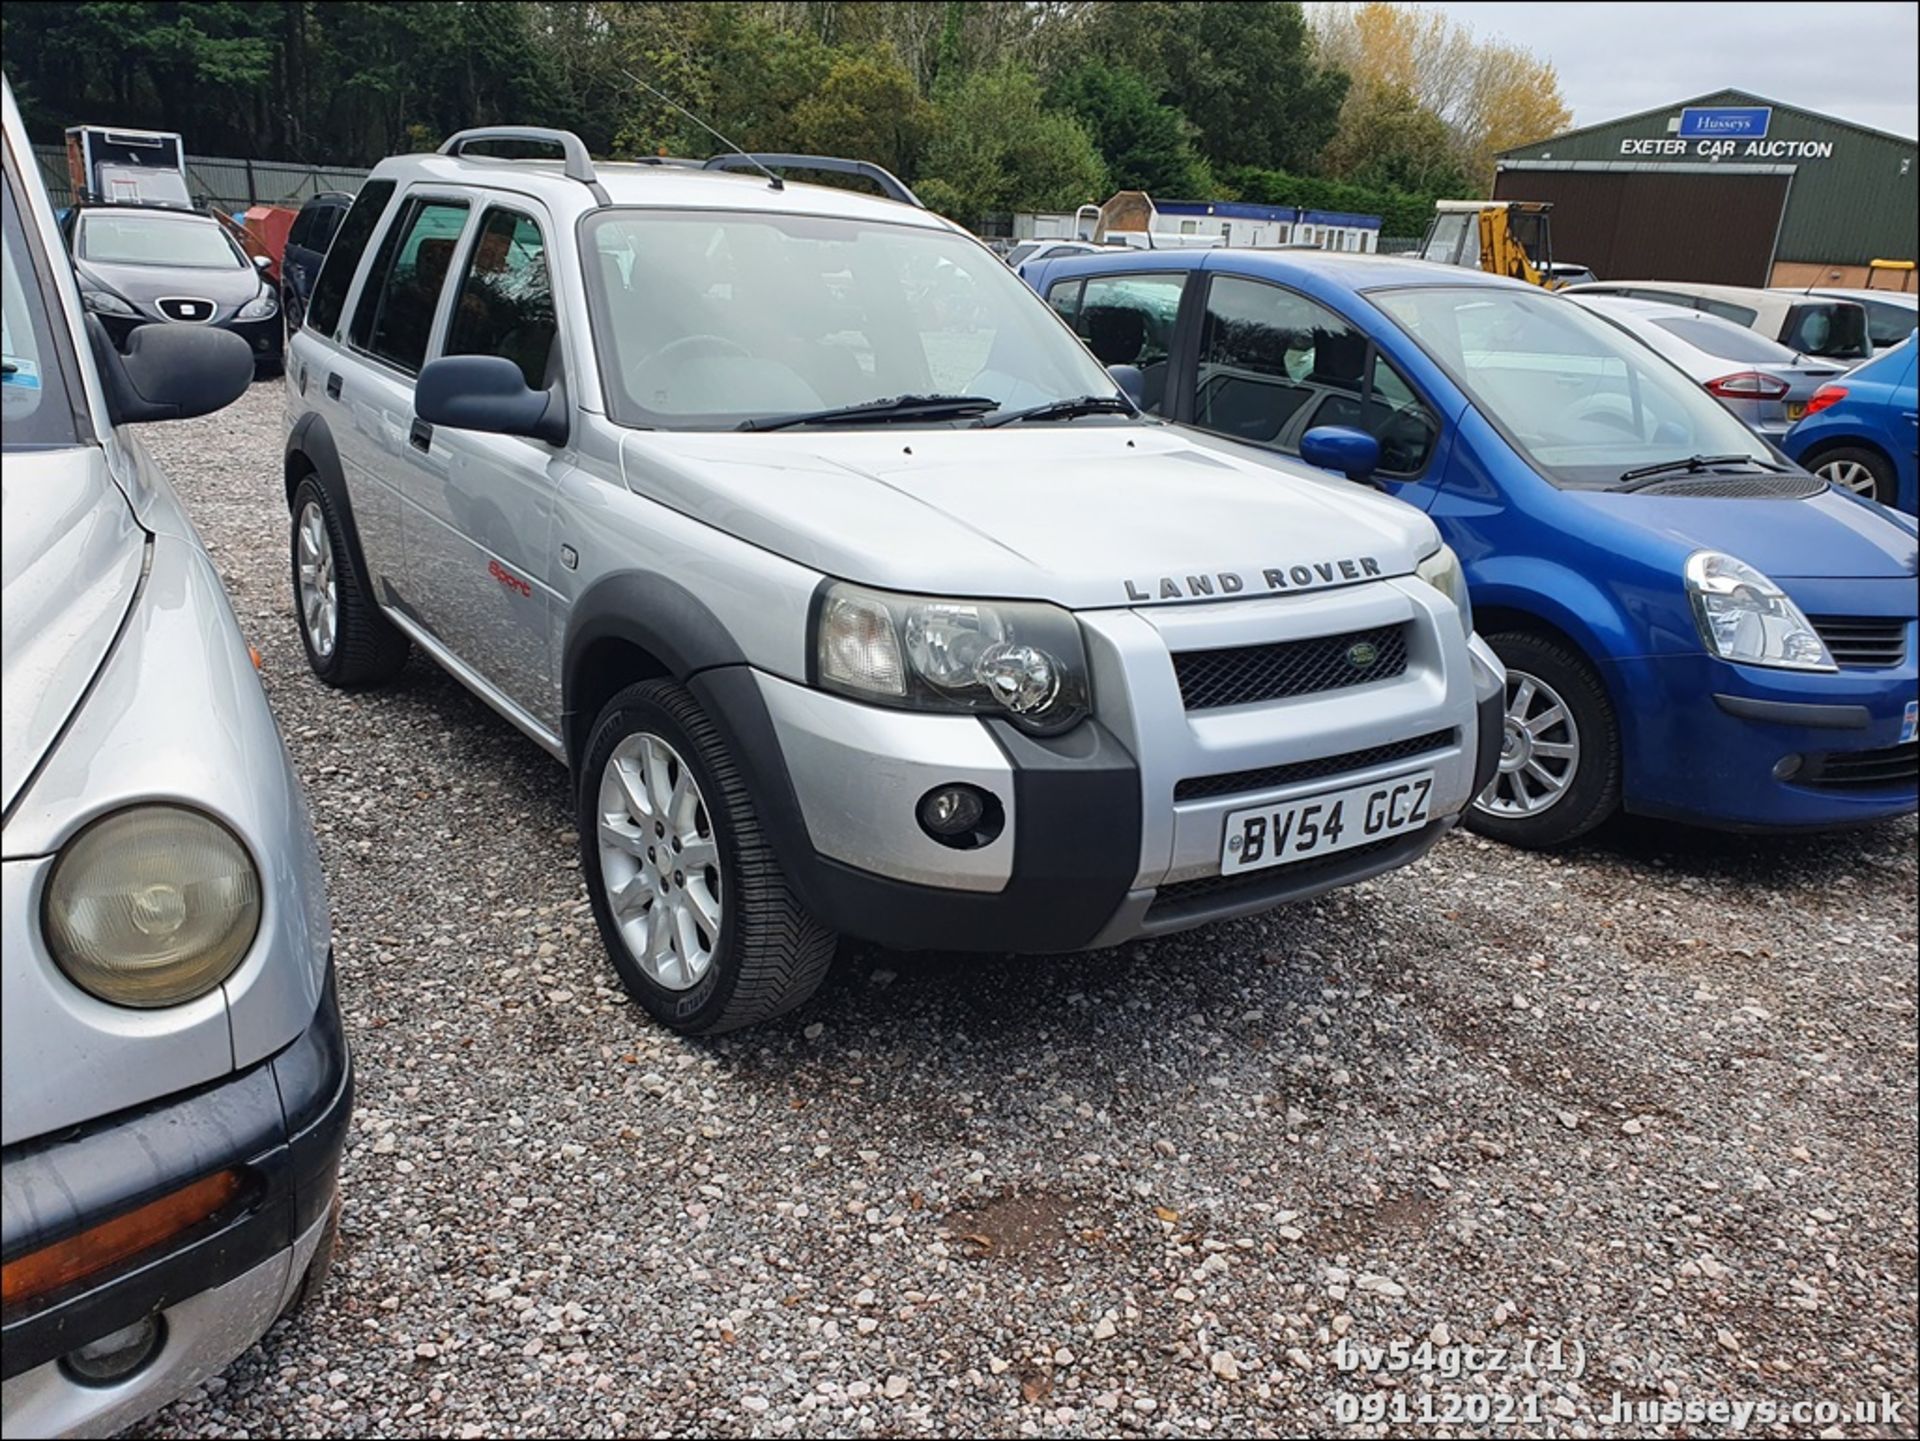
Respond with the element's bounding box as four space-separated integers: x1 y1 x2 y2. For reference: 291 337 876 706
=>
445 207 557 389
1194 275 1435 474
1064 273 1185 415
285 207 314 250
1047 278 1083 325
1696 297 1758 327
310 203 344 251
349 197 469 375
305 179 395 337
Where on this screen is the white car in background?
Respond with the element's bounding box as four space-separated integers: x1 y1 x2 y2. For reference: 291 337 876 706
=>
1565 293 1848 439
1774 286 1918 357
1562 280 1873 367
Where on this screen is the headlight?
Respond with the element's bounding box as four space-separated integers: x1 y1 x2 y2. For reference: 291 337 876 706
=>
81 288 137 316
1684 551 1834 671
43 806 261 1007
237 289 279 320
1415 543 1473 639
815 582 1090 734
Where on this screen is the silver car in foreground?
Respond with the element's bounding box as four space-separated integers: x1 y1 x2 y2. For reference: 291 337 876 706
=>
1566 293 1847 439
2 76 349 1439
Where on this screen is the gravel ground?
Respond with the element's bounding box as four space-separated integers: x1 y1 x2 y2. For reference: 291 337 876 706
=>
135 383 1916 1438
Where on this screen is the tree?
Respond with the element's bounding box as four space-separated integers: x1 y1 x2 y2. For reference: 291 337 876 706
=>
1046 61 1211 198
789 46 934 179
1089 1 1348 174
1311 3 1569 187
1320 83 1466 195
918 63 1107 225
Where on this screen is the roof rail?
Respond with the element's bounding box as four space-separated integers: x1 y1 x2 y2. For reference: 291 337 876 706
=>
702 153 923 208
439 126 610 204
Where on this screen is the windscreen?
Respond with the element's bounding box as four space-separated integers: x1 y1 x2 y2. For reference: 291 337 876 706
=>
581 209 1117 429
79 213 243 268
4 169 81 448
1374 286 1773 488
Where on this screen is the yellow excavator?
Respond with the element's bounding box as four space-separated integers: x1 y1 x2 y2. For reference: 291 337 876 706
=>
1418 200 1578 289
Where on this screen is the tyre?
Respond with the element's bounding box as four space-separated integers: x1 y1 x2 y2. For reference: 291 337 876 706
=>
290 476 410 687
1806 445 1895 505
1465 631 1621 849
579 679 837 1035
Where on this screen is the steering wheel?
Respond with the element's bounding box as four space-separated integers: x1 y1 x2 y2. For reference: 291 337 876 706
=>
1566 396 1644 437
638 334 751 371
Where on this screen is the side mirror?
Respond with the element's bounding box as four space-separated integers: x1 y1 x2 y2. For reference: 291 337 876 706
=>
1300 425 1382 483
86 316 253 425
415 354 567 447
252 254 272 271
1107 363 1146 409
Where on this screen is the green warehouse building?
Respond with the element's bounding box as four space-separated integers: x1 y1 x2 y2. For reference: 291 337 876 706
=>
1495 88 1917 289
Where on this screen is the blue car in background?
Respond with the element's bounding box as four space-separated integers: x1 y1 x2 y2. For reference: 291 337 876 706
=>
1023 249 1918 846
1781 334 1919 514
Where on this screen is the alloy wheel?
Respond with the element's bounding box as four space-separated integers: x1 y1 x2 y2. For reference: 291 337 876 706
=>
296 501 337 660
1815 458 1877 497
596 733 723 991
1475 668 1581 818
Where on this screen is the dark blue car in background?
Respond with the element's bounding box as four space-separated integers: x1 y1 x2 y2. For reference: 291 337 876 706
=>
1782 334 1919 514
1024 249 1918 847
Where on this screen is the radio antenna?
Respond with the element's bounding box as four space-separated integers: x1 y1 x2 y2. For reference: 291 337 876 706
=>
618 68 783 191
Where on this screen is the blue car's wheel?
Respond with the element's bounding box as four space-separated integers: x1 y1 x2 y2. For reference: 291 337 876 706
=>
1468 632 1620 849
1807 445 1894 506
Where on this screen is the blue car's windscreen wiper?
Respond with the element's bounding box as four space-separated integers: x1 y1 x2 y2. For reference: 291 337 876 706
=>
736 394 999 432
1613 454 1781 491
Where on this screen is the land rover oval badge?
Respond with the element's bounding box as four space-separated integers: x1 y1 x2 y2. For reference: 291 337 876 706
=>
1347 640 1380 670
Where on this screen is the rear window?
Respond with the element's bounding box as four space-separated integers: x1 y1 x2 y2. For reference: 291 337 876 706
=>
1651 315 1796 364
1783 302 1869 360
305 179 394 337
1858 296 1917 349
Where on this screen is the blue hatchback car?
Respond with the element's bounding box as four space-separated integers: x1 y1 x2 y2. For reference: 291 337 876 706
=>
1023 249 1919 846
1780 334 1918 514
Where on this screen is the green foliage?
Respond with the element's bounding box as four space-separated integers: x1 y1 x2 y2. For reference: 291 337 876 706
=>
1320 84 1468 196
790 46 934 180
1222 164 1447 237
1088 1 1348 174
1045 61 1210 198
920 63 1108 225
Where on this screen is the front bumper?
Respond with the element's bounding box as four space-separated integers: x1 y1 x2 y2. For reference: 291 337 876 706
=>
1 968 351 1438
89 309 282 367
696 584 1499 951
1608 635 1918 829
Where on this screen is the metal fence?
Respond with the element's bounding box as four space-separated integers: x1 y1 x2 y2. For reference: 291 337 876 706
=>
33 142 368 212
1376 236 1424 256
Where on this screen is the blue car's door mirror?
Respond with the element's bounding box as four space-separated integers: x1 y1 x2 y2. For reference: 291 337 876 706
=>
1300 425 1382 482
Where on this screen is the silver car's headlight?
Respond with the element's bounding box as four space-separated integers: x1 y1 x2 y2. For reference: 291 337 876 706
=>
81 288 137 316
1415 543 1473 639
815 582 1091 734
1684 551 1834 671
237 289 279 320
43 806 262 1007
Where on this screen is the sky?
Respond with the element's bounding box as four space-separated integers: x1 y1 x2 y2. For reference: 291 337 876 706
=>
1420 1 1919 140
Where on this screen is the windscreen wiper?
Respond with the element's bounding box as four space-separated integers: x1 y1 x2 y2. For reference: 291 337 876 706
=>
1612 454 1781 492
979 394 1137 428
736 394 999 432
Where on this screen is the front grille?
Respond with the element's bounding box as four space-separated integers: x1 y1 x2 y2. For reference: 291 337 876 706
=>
157 296 216 322
1145 830 1425 922
1172 624 1408 711
1175 729 1455 801
1634 474 1825 500
1810 616 1909 669
1800 742 1918 791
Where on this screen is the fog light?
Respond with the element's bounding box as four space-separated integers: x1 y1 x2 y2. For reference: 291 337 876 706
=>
61 1315 164 1386
1773 754 1803 780
916 784 1005 849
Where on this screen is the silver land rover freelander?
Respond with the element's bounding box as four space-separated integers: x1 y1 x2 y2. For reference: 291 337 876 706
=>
281 127 1505 1034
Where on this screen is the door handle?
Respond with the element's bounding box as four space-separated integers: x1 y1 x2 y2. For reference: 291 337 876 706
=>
409 418 434 453
325 372 342 400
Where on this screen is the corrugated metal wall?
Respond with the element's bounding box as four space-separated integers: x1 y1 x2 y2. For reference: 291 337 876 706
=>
1493 168 1791 284
32 143 367 211
1496 90 1917 268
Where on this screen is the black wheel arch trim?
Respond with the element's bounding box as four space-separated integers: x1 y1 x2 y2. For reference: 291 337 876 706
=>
285 410 379 588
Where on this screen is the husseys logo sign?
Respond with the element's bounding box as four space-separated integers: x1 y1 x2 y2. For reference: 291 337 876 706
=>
1125 556 1383 602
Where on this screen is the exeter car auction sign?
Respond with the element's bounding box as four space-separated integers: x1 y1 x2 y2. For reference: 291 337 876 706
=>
1618 104 1837 160
1677 106 1771 139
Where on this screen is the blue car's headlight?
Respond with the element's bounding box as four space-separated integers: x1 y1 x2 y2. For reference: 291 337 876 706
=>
1684 551 1835 671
